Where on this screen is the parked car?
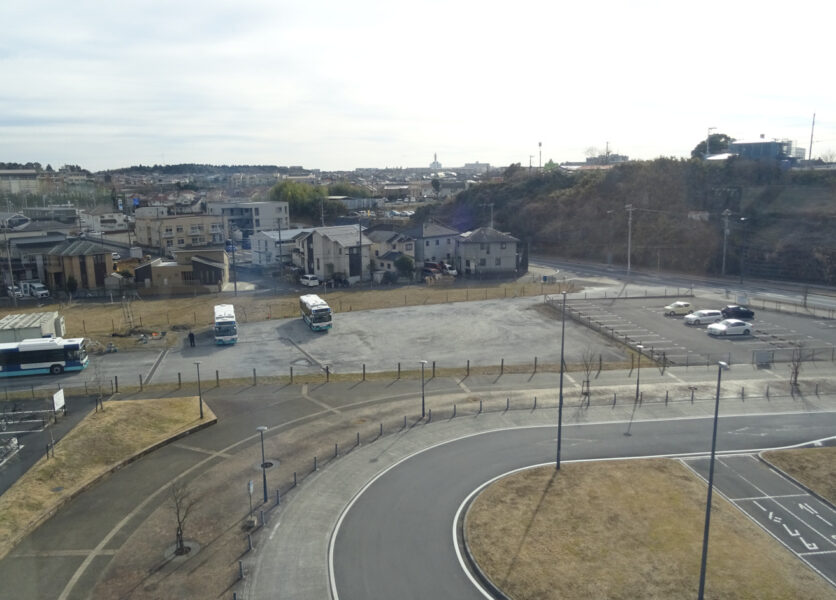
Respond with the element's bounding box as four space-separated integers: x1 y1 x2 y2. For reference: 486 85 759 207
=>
441 262 458 276
663 301 692 316
721 305 754 319
111 252 121 260
707 319 752 336
684 309 723 326
6 285 23 298
299 274 320 287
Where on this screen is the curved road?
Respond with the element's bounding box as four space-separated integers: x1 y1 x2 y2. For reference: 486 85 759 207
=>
331 414 836 599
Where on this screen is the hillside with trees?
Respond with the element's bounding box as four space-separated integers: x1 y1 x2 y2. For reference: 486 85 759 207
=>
427 158 836 284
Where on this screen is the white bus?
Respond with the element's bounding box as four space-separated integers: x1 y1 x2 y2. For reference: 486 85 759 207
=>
299 294 332 331
213 304 238 345
0 337 89 377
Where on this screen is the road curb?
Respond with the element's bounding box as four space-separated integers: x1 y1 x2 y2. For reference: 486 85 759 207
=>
1 407 217 561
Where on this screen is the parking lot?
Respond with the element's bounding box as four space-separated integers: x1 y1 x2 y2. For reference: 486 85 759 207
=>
562 295 836 367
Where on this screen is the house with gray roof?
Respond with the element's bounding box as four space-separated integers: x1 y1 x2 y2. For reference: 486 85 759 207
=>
293 225 373 284
402 222 460 266
44 239 115 291
456 227 520 277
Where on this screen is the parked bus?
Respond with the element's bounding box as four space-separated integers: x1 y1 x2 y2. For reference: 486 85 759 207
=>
299 294 332 331
213 304 238 345
0 337 88 377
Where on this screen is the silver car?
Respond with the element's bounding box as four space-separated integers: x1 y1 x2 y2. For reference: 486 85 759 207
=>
684 309 723 326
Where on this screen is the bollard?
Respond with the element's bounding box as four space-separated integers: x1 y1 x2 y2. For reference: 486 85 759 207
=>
428 409 432 422
453 404 457 417
403 415 407 429
239 560 244 580
690 388 695 403
613 392 617 407
290 366 293 384
293 472 297 487
665 390 669 405
253 368 257 386
816 383 819 396
216 370 219 387
247 534 252 551
325 365 330 382
398 362 401 379
260 510 266 526
334 443 338 458
741 386 745 401
467 360 470 377
178 372 181 388
479 399 483 413
506 397 510 411
432 361 435 377
534 356 538 373
766 384 770 398
534 396 537 409
139 374 143 391
115 375 119 393
276 489 281 505
363 364 366 381
379 422 383 437
314 456 318 471
500 358 504 375
356 431 360 446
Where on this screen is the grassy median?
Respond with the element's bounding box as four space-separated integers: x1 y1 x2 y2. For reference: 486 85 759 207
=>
465 459 836 599
762 446 836 505
0 397 214 560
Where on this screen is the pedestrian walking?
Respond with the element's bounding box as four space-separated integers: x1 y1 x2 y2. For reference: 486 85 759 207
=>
188 331 195 347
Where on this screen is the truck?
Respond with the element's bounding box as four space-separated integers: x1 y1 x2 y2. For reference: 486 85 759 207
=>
21 281 50 299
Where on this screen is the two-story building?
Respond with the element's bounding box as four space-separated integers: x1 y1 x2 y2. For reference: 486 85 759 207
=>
457 227 520 277
135 213 225 256
403 222 460 266
252 227 313 269
293 225 372 284
79 205 130 232
134 248 229 292
365 229 415 280
45 239 115 291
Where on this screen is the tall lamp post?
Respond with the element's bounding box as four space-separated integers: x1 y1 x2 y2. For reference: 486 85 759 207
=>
556 291 567 469
721 209 731 276
698 361 729 599
420 360 428 418
738 217 748 284
194 361 204 419
625 204 634 275
257 426 268 503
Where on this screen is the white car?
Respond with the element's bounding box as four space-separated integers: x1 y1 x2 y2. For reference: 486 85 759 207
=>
299 274 320 287
663 301 692 316
707 319 752 336
111 252 121 260
684 309 723 326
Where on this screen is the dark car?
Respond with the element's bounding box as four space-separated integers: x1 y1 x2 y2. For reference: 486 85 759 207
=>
721 305 754 319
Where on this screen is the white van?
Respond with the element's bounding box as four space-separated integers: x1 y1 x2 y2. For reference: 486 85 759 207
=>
300 274 320 287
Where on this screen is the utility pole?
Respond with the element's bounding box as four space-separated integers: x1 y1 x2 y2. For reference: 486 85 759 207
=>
529 155 533 172
627 204 633 274
721 209 731 276
808 113 816 162
481 203 494 229
538 142 542 171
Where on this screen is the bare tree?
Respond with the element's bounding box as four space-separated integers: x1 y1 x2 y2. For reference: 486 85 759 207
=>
789 344 804 390
580 347 596 406
171 481 198 555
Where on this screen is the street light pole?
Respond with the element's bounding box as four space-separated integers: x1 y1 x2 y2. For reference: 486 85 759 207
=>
698 361 729 599
257 426 268 503
738 217 748 285
194 361 203 419
420 360 427 418
556 291 567 469
625 204 634 275
721 209 731 276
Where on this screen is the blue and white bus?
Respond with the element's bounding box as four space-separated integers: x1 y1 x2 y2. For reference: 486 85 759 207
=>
213 304 238 345
0 337 89 377
300 294 332 331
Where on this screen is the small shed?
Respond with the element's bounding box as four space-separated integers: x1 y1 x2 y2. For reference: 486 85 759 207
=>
0 311 66 342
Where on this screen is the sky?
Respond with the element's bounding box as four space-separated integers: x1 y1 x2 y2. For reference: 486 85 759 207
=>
1 0 834 172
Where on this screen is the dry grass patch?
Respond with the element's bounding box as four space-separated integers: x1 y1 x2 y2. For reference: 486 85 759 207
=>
762 447 836 505
466 459 835 600
0 397 213 560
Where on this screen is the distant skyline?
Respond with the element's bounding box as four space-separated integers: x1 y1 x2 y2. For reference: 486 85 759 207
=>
2 1 834 172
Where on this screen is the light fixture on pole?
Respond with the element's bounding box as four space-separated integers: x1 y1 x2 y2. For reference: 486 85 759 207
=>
257 426 268 503
194 361 203 419
556 291 567 469
420 360 428 418
698 361 729 599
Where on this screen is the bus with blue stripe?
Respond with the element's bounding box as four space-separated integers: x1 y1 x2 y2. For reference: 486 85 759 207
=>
214 304 238 345
300 294 332 331
0 337 89 377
